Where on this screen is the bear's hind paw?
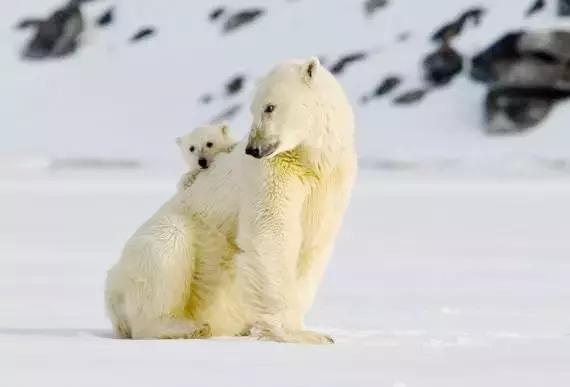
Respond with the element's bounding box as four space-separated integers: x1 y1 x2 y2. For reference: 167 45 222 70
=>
252 326 334 345
132 320 211 340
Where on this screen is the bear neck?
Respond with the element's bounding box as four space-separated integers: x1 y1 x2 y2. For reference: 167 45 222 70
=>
270 138 353 181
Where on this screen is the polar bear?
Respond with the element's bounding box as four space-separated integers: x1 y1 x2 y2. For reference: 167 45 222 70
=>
175 123 236 191
105 57 357 343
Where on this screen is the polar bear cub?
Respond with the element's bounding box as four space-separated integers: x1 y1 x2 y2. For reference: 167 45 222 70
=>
176 123 236 191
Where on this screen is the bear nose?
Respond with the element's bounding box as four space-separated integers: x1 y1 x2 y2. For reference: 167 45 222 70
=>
198 158 208 169
245 147 262 159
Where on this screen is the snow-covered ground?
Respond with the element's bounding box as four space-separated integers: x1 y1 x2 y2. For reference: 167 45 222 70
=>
1 170 569 386
2 0 570 385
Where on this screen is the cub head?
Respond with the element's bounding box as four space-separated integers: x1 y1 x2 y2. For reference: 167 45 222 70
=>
246 57 328 159
176 123 234 170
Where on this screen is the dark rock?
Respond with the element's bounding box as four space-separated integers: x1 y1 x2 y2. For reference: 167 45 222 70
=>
559 62 570 84
559 0 570 16
209 7 226 22
15 18 43 30
330 52 368 75
97 7 114 27
223 9 265 33
460 7 485 26
497 57 567 86
393 89 427 105
519 30 570 62
526 0 546 17
431 7 486 43
423 44 464 86
485 85 570 134
529 51 559 64
470 32 524 83
364 0 389 17
22 1 84 60
130 27 156 43
373 76 401 96
473 28 570 134
225 75 246 96
472 30 570 84
431 20 463 43
360 75 401 103
210 104 242 123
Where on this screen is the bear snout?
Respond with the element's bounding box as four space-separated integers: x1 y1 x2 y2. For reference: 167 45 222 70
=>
198 158 209 169
245 146 262 159
245 142 279 159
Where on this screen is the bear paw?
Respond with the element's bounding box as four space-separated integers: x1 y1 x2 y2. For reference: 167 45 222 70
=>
132 320 212 340
245 323 334 345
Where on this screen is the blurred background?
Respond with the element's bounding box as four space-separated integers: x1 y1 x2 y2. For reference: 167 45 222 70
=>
3 0 570 172
1 1 570 386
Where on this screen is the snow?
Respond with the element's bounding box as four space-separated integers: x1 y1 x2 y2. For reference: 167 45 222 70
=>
1 0 570 385
1 170 569 386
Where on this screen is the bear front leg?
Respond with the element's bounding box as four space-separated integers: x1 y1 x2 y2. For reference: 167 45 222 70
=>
234 171 333 344
235 170 304 328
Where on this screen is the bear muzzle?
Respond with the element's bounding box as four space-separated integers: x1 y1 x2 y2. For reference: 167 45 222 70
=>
245 142 279 159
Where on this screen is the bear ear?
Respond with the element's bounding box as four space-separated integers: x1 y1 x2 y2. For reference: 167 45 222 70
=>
175 137 182 145
301 56 320 85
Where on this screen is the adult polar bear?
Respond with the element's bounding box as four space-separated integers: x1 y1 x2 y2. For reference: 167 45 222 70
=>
105 57 357 344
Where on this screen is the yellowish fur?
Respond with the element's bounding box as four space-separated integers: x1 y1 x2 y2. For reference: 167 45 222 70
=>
105 57 357 343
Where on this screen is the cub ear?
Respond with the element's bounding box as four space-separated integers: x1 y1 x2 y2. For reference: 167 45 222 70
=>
175 137 182 145
301 56 320 84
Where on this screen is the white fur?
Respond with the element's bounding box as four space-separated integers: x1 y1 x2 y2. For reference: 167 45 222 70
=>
175 124 236 191
105 57 357 344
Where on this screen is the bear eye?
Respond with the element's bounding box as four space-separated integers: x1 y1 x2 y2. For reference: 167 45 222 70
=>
189 146 195 153
264 104 276 114
206 142 213 148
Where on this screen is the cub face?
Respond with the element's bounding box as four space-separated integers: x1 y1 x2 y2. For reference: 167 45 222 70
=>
176 123 235 170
